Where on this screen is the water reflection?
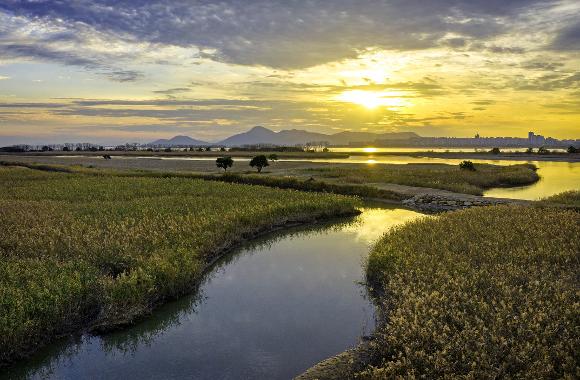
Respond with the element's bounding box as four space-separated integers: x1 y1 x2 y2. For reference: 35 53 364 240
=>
484 161 580 200
2 207 422 380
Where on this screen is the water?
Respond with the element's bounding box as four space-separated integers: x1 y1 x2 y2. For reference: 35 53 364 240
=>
329 147 567 153
484 161 580 200
2 207 422 380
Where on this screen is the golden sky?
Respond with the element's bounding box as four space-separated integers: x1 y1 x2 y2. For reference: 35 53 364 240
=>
0 0 579 144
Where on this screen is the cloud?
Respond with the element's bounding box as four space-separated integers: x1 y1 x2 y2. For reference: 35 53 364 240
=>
0 11 145 81
153 88 191 95
0 0 564 70
550 22 580 51
514 71 580 91
0 75 9 80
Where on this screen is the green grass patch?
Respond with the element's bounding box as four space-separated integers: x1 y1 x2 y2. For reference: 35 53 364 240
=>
302 163 539 195
362 206 579 378
0 166 358 366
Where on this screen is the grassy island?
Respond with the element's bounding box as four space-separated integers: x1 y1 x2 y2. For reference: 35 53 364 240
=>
301 163 539 195
0 166 358 367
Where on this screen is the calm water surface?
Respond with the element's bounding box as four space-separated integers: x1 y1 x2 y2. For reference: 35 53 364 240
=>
2 207 421 380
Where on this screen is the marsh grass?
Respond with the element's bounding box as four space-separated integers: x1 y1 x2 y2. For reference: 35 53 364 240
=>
0 161 406 201
302 163 539 195
362 206 579 378
0 166 358 366
540 190 580 207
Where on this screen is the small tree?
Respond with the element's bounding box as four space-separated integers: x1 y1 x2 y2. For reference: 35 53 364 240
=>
490 147 500 154
538 146 549 154
567 145 578 154
459 160 476 171
267 153 279 162
216 156 233 172
526 147 534 154
250 155 269 173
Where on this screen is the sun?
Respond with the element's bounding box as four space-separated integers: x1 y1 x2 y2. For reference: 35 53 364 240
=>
337 90 409 110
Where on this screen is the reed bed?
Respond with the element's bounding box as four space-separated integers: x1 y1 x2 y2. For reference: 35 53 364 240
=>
362 206 579 378
541 190 580 207
0 166 358 366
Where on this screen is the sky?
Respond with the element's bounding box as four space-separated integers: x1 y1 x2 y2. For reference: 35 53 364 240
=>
0 0 579 145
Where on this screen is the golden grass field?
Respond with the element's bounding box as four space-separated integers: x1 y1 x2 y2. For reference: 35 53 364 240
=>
362 205 579 378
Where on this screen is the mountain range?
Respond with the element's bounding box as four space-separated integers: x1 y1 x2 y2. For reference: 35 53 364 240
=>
149 126 419 147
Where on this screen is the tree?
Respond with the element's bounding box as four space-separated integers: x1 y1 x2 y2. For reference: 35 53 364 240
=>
267 153 279 162
249 155 269 173
62 146 70 152
490 147 500 154
567 145 578 154
538 146 549 155
216 156 233 172
526 147 534 154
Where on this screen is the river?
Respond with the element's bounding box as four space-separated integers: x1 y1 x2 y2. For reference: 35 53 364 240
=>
1 207 422 380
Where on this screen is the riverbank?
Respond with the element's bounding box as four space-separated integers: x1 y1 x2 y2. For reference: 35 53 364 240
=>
0 166 359 368
299 205 580 379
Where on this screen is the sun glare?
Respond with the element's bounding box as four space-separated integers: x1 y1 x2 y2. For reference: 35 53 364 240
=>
337 90 409 110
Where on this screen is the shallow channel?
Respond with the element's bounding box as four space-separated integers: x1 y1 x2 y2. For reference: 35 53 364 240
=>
2 206 422 380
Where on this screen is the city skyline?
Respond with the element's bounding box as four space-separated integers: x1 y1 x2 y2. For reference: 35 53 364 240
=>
1 1 580 145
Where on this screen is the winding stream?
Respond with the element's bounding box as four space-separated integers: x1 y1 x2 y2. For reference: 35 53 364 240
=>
2 207 422 380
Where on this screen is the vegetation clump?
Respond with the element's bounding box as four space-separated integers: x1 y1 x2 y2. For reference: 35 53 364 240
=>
362 206 579 379
459 160 476 171
540 190 580 207
0 166 358 366
216 156 234 171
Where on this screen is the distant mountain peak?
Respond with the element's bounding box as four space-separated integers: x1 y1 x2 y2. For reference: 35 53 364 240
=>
248 125 272 132
149 135 209 146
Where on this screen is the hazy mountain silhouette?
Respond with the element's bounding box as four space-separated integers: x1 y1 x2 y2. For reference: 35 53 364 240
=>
150 126 419 147
217 126 330 146
149 135 210 146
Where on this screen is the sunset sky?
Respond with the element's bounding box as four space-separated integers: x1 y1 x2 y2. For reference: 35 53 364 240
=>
0 0 579 145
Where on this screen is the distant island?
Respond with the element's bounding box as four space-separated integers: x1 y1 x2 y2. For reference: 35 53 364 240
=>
1 126 579 152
